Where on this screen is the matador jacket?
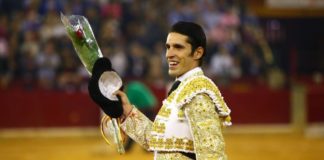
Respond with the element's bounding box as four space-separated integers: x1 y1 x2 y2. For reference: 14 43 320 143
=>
110 67 231 160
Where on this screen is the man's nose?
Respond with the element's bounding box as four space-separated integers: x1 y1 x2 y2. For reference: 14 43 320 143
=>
166 49 175 58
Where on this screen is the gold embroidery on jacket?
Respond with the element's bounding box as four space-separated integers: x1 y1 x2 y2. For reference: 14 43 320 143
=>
176 76 230 116
149 136 194 152
158 105 171 118
152 122 166 134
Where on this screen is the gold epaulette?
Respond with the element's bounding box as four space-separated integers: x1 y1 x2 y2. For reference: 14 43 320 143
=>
174 76 232 126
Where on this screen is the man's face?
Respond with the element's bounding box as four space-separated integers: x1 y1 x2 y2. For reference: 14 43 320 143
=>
165 32 198 78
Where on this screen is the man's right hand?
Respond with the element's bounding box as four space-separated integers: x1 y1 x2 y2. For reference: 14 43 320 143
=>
114 90 134 118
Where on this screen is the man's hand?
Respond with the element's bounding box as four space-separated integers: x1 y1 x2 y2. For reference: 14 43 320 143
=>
114 90 133 117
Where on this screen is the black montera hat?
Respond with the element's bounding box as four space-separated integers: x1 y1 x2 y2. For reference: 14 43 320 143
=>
88 57 123 118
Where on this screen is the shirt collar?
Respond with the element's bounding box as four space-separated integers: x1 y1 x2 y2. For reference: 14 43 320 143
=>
176 67 203 82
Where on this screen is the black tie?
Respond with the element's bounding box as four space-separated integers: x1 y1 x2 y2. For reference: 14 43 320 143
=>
168 80 181 96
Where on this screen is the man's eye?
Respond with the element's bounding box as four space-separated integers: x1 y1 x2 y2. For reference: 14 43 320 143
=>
177 47 183 50
174 44 184 49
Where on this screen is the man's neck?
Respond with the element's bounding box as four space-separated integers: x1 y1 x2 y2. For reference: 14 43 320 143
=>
176 67 202 82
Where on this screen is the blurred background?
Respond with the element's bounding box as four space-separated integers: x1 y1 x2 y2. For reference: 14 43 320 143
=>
0 0 323 159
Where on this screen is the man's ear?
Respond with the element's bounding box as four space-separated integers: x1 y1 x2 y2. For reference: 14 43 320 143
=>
193 47 204 60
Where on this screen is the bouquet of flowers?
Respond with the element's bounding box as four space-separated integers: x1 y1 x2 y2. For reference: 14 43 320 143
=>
61 13 125 154
60 13 102 74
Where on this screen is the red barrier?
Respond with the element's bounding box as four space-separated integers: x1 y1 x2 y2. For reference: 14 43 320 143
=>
306 85 324 123
221 87 291 124
1 80 323 128
0 87 100 128
295 76 324 123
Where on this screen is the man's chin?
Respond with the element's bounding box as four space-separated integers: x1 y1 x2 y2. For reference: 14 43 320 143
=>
168 70 178 77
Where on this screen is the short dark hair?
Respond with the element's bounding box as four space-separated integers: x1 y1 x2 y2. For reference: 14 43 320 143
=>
170 21 206 66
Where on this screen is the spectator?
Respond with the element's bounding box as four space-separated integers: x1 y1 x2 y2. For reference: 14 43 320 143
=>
57 47 82 91
125 42 149 79
39 11 66 42
239 43 263 76
108 45 128 78
208 46 241 85
19 30 39 89
21 9 41 32
36 39 60 89
0 15 11 89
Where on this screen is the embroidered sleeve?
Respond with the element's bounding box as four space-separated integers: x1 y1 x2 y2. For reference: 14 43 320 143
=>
120 107 153 150
184 94 227 160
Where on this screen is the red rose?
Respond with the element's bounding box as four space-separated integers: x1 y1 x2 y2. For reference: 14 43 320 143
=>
76 28 84 39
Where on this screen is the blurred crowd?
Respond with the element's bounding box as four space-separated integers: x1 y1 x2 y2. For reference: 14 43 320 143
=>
0 0 271 91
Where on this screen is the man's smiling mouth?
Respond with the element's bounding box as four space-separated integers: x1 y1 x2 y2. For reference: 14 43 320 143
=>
169 61 179 69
